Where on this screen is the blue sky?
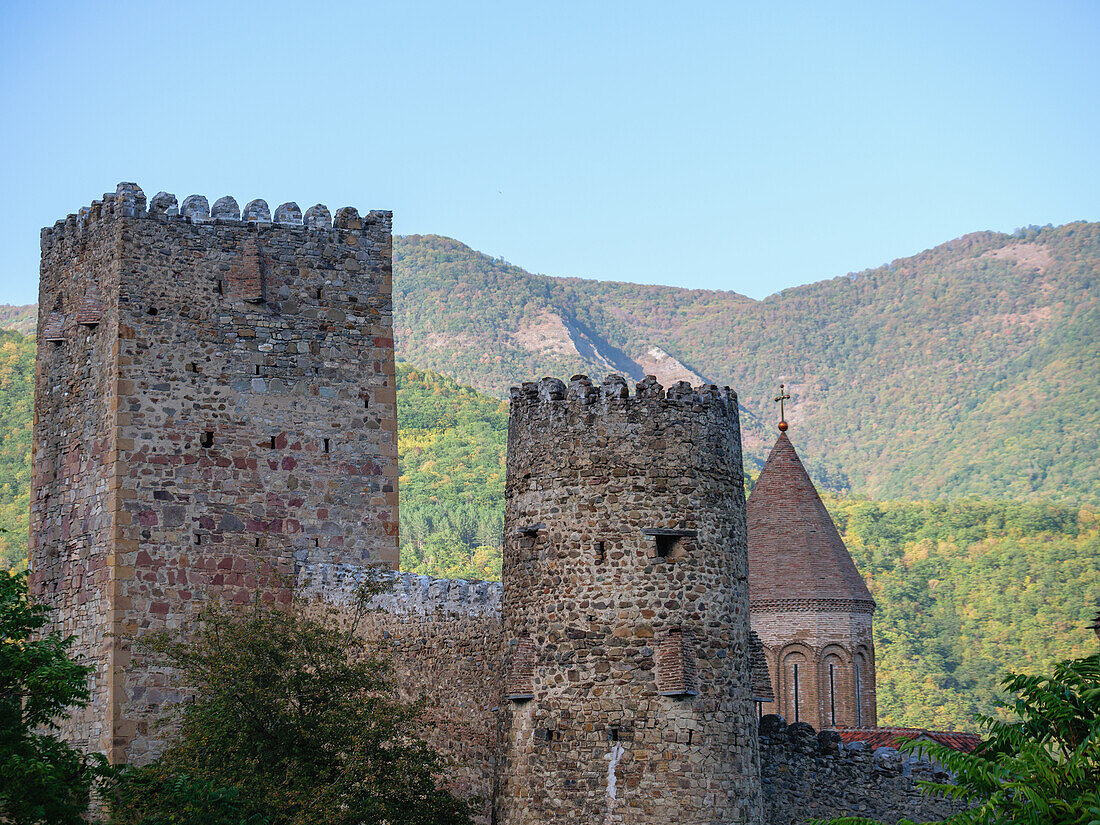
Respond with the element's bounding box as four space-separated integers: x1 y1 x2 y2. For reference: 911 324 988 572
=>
1 1 1097 304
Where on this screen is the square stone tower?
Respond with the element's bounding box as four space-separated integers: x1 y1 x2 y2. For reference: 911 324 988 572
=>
30 184 398 764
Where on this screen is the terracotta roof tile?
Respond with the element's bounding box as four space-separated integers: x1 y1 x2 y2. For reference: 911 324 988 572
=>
837 727 981 753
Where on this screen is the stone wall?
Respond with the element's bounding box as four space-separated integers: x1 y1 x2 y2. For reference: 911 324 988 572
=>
32 183 399 763
759 716 967 825
498 374 762 825
301 567 504 824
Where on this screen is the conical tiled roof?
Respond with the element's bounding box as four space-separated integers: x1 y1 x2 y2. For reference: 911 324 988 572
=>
747 432 875 610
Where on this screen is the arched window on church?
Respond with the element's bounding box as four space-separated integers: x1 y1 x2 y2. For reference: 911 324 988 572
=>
781 648 810 724
820 648 848 728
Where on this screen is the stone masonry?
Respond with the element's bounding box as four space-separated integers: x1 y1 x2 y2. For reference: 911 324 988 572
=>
32 184 398 762
498 375 762 825
33 184 958 825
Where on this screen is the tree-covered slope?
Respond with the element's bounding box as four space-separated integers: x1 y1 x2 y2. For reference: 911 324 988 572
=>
393 223 1100 504
393 371 1100 730
0 345 1095 730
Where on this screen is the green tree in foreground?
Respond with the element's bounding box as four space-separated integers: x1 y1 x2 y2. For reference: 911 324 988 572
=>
814 653 1100 825
0 569 102 824
106 577 474 825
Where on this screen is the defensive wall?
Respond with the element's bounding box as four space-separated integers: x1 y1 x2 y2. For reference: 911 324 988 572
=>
759 716 968 824
499 375 762 825
33 183 398 762
32 183 962 824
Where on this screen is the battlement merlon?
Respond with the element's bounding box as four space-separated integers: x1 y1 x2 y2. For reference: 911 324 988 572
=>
41 182 393 251
508 373 740 415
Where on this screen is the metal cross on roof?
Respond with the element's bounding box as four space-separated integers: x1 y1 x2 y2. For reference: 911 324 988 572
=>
774 384 791 432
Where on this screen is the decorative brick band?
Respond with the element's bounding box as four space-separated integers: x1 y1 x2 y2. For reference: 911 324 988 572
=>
750 598 876 615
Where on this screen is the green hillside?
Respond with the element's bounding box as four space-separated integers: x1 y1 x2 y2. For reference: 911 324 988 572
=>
9 223 1097 503
0 339 1095 730
395 369 1100 730
393 223 1100 505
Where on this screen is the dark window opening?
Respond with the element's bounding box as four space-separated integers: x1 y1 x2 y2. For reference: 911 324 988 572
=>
254 537 261 548
316 287 323 300
363 395 370 409
194 534 202 546
644 528 695 562
146 306 158 316
687 729 694 746
595 540 606 563
855 663 862 727
322 438 331 453
270 436 277 449
200 431 214 449
796 664 805 721
314 538 320 548
255 365 262 375
829 663 836 727
608 727 619 742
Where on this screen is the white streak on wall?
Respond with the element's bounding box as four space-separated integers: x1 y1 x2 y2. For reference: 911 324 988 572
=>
605 743 625 825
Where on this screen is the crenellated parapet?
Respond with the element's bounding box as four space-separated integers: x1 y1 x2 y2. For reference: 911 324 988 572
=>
508 373 739 414
41 181 392 254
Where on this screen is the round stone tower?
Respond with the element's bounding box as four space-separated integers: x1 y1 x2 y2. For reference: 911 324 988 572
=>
497 374 762 825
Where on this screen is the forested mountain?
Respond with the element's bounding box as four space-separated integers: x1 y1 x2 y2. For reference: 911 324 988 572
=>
393 223 1100 504
7 222 1096 502
0 336 1095 729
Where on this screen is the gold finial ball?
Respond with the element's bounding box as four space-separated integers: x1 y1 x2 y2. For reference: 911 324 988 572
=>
778 420 788 432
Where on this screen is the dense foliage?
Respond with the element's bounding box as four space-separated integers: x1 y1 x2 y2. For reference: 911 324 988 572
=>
393 224 1100 505
397 364 507 581
0 331 33 572
814 654 1100 825
1 569 103 824
393 368 1100 730
106 580 474 825
828 496 1100 730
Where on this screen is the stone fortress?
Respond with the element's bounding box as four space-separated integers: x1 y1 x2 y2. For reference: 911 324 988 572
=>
32 184 967 824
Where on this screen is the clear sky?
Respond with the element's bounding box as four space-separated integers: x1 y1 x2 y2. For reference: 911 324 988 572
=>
1 1 1097 304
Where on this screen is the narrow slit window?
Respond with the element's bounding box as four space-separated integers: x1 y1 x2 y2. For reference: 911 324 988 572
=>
829 663 836 727
608 727 619 742
793 663 801 724
855 663 862 727
323 438 331 453
595 540 606 564
316 286 323 300
270 436 278 449
200 431 214 449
